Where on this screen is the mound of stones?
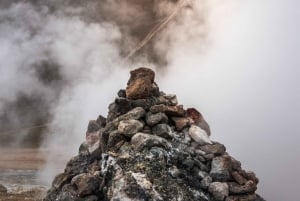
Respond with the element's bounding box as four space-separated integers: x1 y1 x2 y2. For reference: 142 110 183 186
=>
44 67 265 201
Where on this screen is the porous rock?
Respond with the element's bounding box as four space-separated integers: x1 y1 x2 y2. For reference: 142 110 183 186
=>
126 67 159 99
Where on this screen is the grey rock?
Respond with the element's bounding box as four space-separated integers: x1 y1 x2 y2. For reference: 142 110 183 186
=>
152 123 172 139
117 107 146 122
199 142 226 155
71 173 100 197
161 94 178 105
118 119 144 137
87 120 100 133
96 115 106 127
79 142 89 155
210 156 232 181
228 180 257 194
208 182 229 201
145 112 168 126
200 176 212 189
188 125 212 145
131 132 171 151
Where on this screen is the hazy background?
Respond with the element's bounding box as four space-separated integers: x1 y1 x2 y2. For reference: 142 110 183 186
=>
0 0 299 200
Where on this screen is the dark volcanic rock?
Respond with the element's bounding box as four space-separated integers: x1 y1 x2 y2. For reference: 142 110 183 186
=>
145 112 168 126
44 67 264 201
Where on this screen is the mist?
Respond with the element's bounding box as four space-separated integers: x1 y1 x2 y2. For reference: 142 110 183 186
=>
0 0 299 201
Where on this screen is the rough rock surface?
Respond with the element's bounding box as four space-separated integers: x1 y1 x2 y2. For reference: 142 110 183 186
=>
44 67 265 201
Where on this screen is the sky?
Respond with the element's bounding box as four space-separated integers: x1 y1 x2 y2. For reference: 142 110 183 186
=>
0 0 299 200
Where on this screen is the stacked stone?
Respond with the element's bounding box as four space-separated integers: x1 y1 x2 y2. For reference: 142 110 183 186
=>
44 68 265 201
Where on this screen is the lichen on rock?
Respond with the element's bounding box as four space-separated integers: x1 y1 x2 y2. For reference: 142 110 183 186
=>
44 67 265 201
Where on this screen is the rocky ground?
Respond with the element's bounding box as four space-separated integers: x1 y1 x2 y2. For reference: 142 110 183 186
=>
44 67 265 201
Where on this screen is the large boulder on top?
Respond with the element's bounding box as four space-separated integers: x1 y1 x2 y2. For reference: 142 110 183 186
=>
126 67 159 99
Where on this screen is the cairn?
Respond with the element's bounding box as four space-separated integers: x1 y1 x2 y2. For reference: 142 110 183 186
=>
44 67 265 201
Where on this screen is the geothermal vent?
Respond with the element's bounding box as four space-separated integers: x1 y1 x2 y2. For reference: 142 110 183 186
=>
44 67 265 201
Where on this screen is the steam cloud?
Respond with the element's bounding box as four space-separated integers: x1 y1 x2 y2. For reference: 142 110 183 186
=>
0 0 299 201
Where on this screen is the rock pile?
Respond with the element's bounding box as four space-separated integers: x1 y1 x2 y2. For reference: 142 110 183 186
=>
44 67 265 201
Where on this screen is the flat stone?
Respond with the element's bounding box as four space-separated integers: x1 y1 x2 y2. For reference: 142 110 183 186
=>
131 132 171 151
208 182 229 201
228 180 257 194
145 112 168 126
152 123 172 139
71 173 100 197
210 156 232 181
150 104 185 117
199 142 226 155
118 119 144 137
126 67 159 99
172 117 190 131
188 125 212 145
117 107 146 122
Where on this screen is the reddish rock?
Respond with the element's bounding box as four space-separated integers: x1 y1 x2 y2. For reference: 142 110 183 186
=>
187 108 211 136
150 104 185 117
126 67 159 99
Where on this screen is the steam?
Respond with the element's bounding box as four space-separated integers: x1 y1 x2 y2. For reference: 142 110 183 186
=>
0 0 299 201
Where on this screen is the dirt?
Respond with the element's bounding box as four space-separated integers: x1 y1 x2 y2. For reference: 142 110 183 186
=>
0 188 46 201
0 148 70 201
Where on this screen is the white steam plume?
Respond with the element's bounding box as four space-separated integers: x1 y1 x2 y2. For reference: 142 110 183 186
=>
1 0 299 201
